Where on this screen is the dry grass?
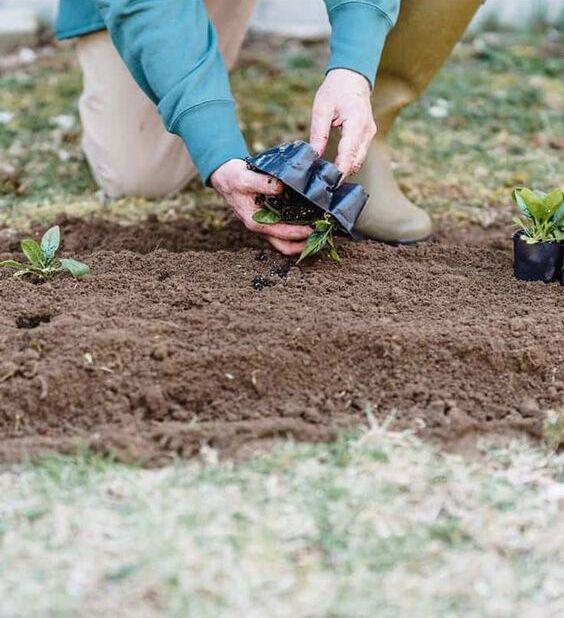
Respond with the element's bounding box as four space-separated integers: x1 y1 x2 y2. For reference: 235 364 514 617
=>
0 421 563 617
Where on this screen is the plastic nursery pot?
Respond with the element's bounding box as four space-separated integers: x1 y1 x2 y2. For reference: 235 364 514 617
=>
247 141 369 239
513 231 562 283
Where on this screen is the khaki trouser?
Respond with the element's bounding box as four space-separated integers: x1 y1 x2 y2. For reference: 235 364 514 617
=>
77 0 256 198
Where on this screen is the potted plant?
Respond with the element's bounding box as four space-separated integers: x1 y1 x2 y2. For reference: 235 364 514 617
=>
512 187 563 283
247 141 368 264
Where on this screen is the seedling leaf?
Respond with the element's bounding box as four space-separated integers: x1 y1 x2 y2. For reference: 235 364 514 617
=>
0 260 27 270
314 219 332 233
520 188 546 220
327 235 341 264
552 203 564 226
40 226 60 262
253 208 281 224
20 239 43 267
544 189 564 217
60 258 90 278
513 189 531 219
297 230 327 263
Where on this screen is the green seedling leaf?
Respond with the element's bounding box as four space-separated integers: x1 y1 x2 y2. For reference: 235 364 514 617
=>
297 230 329 263
20 239 43 267
327 235 341 264
40 225 60 262
512 215 528 230
552 203 564 227
519 188 546 220
513 189 531 219
0 260 27 269
314 219 332 233
544 189 564 217
253 208 281 224
60 258 90 278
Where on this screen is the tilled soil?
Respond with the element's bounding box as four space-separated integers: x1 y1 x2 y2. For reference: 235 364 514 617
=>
0 214 562 464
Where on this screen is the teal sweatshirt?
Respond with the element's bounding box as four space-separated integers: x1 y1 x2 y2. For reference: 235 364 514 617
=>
56 1 400 183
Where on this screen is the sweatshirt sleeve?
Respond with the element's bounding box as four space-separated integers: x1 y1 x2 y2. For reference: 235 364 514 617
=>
323 0 400 87
94 0 249 184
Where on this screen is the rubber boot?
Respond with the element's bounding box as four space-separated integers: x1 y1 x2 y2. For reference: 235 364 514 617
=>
347 0 484 243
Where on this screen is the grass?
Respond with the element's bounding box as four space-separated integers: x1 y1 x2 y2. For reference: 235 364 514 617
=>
0 27 563 617
1 421 563 617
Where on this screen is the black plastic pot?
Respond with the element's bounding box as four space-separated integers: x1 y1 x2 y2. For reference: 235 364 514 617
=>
247 141 368 238
513 231 562 283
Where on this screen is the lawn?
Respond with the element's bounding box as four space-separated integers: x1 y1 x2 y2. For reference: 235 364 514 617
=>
0 25 563 617
1 422 563 617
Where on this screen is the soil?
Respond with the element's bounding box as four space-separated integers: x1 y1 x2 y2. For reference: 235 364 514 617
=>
0 213 562 465
255 188 320 223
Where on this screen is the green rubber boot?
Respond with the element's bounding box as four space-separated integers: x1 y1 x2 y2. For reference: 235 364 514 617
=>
351 0 484 243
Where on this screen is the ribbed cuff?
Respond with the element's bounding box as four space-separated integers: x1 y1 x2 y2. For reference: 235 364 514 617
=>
326 3 394 88
170 100 249 185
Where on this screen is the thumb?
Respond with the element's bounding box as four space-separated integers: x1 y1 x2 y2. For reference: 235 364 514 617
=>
242 171 284 196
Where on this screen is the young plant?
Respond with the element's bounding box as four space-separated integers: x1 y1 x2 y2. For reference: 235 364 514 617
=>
253 192 342 264
513 187 564 243
0 225 89 281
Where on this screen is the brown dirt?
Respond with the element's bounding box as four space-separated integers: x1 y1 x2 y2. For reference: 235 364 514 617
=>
0 213 562 464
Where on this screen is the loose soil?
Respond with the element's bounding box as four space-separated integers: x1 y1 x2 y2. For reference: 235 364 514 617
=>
0 213 562 464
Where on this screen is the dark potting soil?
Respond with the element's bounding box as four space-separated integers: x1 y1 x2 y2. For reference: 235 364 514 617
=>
0 214 562 464
255 188 321 224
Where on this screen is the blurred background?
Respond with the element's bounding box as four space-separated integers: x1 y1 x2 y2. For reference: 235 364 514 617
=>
0 0 563 50
0 0 561 229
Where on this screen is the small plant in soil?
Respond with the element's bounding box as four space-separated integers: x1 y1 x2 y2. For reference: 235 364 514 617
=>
512 187 564 283
253 189 341 264
513 187 564 243
0 225 89 281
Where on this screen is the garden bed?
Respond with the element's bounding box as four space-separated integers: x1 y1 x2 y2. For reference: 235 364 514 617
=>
0 214 562 464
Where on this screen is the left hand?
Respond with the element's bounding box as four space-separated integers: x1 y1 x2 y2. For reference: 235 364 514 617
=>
310 68 376 179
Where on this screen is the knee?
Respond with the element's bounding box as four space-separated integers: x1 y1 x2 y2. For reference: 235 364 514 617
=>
82 137 195 199
105 166 186 200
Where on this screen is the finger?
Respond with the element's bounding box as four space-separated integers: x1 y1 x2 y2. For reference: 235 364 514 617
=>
268 236 307 256
349 135 372 177
334 122 363 178
310 101 334 156
241 171 284 196
250 220 312 241
351 123 377 175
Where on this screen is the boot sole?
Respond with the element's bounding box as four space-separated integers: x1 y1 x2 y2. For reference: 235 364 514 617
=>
355 233 433 246
386 233 433 246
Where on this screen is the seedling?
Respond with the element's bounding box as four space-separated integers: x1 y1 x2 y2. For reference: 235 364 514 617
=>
0 225 89 281
253 190 341 264
513 187 564 243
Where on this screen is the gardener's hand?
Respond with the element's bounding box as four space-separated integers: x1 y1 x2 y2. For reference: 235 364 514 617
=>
310 68 376 178
211 159 310 256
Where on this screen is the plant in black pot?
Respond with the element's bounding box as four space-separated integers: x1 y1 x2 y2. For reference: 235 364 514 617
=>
512 187 563 283
247 141 369 264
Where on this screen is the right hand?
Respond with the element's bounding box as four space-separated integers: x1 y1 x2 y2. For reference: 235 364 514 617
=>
210 159 311 256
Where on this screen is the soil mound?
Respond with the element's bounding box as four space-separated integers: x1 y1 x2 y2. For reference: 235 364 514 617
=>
0 215 562 463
